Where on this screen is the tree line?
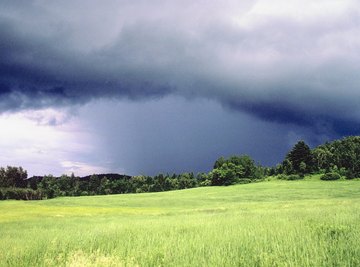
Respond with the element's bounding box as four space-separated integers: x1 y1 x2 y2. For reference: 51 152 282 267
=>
1 136 360 200
272 136 360 179
0 155 262 200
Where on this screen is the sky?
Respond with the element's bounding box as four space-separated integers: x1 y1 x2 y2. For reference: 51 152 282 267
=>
0 0 360 176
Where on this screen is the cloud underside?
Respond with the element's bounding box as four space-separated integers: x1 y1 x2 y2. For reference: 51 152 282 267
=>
1 0 360 136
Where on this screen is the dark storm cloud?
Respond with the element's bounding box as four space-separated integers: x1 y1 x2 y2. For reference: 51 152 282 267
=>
79 97 316 175
1 0 360 136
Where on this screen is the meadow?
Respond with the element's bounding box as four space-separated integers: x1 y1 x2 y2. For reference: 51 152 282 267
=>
1 176 360 266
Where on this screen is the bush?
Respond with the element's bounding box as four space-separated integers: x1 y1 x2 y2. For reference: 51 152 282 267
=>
199 179 211 187
344 170 356 180
277 174 303 180
286 174 303 180
80 191 89 196
320 172 341 181
237 178 252 184
0 188 44 200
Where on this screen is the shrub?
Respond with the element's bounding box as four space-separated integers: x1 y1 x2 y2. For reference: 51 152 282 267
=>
199 179 211 187
287 174 303 180
320 172 341 181
277 174 287 180
0 188 43 200
238 178 252 184
345 170 356 180
80 191 89 196
135 188 144 194
277 174 303 180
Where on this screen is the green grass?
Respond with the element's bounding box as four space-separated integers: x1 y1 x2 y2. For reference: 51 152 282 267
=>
1 178 360 266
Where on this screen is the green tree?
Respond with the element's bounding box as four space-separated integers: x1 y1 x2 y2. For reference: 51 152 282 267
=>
58 174 73 195
39 175 60 198
275 164 284 174
99 176 111 195
299 161 307 176
0 166 27 188
213 157 226 169
213 155 258 179
282 159 293 175
285 141 313 174
89 174 101 194
178 173 197 189
197 172 211 186
228 155 256 178
210 163 244 186
312 147 333 171
70 173 80 196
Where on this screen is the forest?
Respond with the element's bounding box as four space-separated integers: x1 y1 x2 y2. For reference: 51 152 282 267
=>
1 136 360 200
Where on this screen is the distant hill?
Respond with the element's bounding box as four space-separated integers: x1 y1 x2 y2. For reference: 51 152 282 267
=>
27 173 132 182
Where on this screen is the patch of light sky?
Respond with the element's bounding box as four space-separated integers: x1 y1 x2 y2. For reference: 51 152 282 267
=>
0 108 109 176
234 0 354 27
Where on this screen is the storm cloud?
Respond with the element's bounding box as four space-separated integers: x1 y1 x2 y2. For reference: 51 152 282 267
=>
1 0 360 134
1 0 360 176
0 1 360 133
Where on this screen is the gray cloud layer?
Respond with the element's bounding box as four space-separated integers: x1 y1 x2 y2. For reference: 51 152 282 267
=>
1 0 360 136
78 97 320 175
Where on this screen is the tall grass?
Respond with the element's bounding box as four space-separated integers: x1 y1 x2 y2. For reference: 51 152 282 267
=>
1 179 360 266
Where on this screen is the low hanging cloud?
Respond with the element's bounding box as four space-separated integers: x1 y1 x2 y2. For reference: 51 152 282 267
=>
1 0 360 136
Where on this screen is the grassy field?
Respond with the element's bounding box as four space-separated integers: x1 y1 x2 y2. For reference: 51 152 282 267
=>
1 177 360 266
